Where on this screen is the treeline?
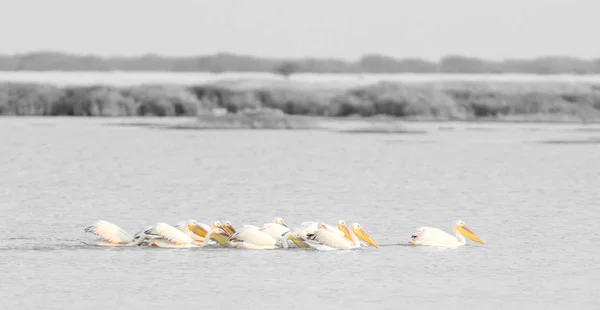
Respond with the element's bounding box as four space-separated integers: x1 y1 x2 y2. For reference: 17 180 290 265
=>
2 81 600 121
1 52 600 74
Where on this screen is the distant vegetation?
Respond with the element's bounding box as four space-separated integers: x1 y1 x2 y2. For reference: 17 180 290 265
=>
2 80 600 122
1 52 600 74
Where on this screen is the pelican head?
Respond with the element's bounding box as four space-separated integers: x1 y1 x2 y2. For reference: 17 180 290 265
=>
350 223 380 248
211 221 231 237
189 221 210 238
273 217 287 227
336 220 353 242
186 219 198 231
454 220 484 244
223 220 236 235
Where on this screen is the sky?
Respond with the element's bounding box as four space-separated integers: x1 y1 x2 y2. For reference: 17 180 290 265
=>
1 0 598 61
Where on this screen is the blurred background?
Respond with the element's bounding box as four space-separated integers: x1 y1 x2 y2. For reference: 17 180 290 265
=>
1 0 599 122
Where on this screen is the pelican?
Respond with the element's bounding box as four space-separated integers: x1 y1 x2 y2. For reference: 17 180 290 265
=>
306 221 379 249
409 220 485 247
262 217 290 239
191 221 213 238
223 221 236 236
83 220 150 246
337 221 380 248
227 225 310 249
143 223 196 248
174 219 211 245
191 221 229 246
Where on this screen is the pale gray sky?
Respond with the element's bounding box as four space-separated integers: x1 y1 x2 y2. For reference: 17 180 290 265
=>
1 0 598 61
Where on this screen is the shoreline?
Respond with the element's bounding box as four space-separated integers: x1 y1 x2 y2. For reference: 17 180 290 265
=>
2 78 600 123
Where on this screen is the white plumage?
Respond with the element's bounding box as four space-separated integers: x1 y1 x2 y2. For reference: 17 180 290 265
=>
310 224 356 249
410 227 459 245
229 225 279 247
305 221 380 249
174 219 207 244
144 223 195 247
83 220 141 246
261 223 290 239
409 220 485 247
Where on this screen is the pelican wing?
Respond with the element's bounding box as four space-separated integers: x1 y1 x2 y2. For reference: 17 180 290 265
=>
314 228 353 249
230 228 276 246
84 220 133 244
228 225 257 241
144 223 193 245
410 226 458 245
261 224 290 239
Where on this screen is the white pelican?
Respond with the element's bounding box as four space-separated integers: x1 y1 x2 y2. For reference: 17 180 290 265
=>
227 225 310 249
83 220 150 246
143 223 196 248
261 217 290 239
223 221 237 236
337 221 380 248
306 221 379 249
409 220 485 247
174 219 211 245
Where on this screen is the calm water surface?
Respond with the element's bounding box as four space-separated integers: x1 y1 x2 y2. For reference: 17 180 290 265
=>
1 117 599 309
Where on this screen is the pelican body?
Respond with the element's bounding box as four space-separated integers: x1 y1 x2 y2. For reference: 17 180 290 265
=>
174 219 212 245
226 224 310 249
409 220 485 247
143 223 197 248
83 220 149 246
261 217 289 239
307 220 379 249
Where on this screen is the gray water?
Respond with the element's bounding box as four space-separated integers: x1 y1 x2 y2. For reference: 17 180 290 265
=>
1 117 599 309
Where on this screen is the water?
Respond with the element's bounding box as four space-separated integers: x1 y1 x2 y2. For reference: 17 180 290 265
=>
1 117 599 309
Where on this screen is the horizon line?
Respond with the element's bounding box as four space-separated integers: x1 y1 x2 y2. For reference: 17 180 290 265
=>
1 50 599 63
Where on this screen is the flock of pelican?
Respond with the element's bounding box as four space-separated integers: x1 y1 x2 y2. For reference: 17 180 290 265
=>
82 217 485 249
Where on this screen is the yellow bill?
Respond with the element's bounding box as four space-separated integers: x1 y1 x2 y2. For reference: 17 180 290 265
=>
352 226 380 248
209 231 231 247
223 222 236 236
337 222 353 242
190 224 208 238
457 225 484 244
287 234 311 248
